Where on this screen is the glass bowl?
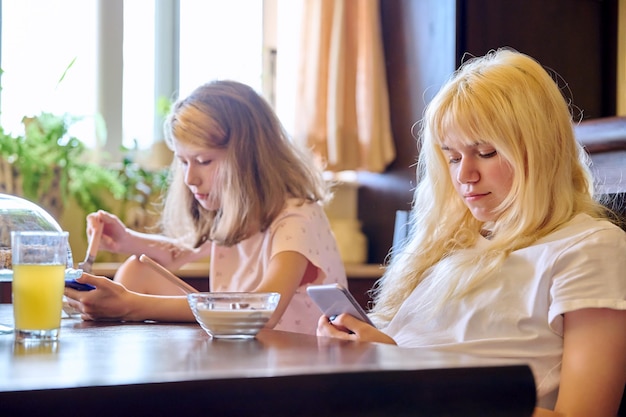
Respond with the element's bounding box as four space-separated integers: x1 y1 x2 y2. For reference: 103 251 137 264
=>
188 292 281 339
0 193 79 281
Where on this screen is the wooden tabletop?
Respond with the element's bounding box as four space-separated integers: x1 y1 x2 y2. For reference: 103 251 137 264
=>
0 304 535 417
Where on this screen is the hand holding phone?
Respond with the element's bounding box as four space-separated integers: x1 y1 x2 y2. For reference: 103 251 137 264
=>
306 283 374 327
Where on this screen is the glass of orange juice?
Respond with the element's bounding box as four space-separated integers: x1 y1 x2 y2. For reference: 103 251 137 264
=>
11 231 68 343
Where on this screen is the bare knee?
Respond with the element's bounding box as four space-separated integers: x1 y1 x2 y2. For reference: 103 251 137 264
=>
114 255 149 291
114 255 187 295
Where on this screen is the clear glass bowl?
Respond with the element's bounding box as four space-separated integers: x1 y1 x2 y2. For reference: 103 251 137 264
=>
188 292 281 339
0 193 78 279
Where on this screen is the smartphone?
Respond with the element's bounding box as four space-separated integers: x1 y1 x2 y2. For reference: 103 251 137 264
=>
306 283 374 326
64 279 95 291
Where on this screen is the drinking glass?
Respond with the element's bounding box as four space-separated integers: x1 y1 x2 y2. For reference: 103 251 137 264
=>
11 231 68 343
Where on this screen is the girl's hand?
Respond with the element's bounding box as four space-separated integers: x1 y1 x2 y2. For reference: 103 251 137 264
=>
316 313 397 345
64 273 135 321
86 210 129 254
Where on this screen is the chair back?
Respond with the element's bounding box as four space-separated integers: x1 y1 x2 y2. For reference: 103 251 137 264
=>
391 210 410 257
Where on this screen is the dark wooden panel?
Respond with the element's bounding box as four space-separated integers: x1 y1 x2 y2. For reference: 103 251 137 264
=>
458 0 618 119
357 170 413 264
348 277 377 310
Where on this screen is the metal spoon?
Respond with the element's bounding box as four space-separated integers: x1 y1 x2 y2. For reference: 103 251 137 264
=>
78 220 103 273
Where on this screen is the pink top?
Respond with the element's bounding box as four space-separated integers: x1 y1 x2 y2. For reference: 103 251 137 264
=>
210 199 347 334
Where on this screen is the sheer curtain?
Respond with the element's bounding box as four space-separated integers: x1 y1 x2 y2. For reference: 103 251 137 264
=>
292 0 395 173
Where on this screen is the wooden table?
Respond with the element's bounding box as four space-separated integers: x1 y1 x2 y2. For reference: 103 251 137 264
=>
0 305 535 417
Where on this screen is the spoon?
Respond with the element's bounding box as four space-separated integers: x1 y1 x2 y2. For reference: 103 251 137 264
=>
78 220 103 273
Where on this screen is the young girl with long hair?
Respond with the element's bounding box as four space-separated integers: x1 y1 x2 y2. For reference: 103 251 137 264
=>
317 49 626 417
66 80 347 335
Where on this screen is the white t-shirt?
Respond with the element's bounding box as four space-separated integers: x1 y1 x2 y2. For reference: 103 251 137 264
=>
382 214 626 408
210 199 347 335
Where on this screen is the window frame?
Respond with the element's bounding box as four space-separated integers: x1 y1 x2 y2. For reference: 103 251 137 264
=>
0 0 277 162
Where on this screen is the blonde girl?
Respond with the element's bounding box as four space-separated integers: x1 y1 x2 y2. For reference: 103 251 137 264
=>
317 49 626 417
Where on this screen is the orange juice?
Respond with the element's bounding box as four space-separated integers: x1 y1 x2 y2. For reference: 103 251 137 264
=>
12 264 65 330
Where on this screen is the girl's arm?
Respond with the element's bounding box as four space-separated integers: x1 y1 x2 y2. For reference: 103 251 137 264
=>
252 251 310 329
554 307 626 417
257 250 392 337
64 273 196 322
90 210 205 269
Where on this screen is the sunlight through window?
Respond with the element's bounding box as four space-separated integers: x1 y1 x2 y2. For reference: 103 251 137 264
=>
1 0 97 145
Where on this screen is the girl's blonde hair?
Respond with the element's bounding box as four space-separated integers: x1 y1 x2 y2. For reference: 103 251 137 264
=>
369 48 608 326
159 80 328 247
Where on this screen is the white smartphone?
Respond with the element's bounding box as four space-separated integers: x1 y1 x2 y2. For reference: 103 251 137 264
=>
306 283 374 327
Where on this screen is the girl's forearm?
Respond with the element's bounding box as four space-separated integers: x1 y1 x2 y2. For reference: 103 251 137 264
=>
122 230 194 268
125 292 196 322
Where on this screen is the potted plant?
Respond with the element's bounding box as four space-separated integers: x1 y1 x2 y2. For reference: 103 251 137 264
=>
1 112 172 260
0 112 127 220
114 152 170 232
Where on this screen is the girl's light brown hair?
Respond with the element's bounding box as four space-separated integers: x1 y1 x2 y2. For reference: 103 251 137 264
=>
160 80 328 247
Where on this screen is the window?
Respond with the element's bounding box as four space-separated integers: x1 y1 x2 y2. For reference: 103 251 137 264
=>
0 0 98 146
178 0 263 98
122 1 156 151
1 0 273 160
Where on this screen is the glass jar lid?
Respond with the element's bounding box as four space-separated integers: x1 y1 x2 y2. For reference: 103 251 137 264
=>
0 193 76 276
